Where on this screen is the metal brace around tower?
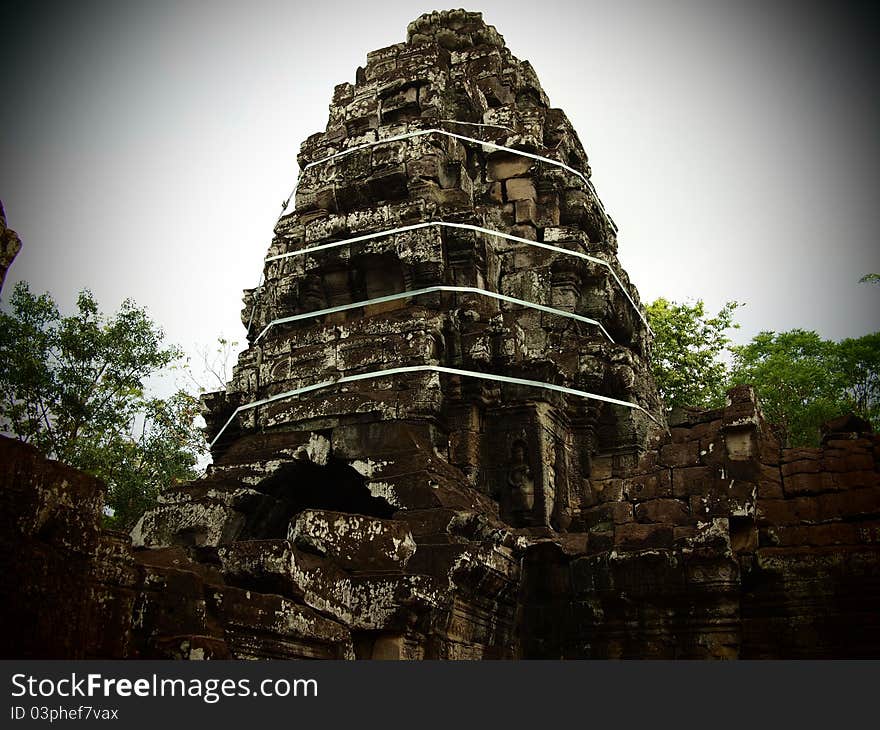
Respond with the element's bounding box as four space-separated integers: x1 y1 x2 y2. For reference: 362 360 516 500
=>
252 284 615 344
265 220 651 333
208 364 660 448
296 126 613 228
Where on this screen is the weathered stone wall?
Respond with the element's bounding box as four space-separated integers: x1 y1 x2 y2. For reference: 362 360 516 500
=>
519 385 880 658
0 437 136 658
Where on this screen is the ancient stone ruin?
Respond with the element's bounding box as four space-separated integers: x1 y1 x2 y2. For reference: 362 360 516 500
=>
0 202 21 293
2 10 879 659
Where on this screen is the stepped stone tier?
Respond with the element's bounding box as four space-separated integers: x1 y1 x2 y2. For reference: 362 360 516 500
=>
1 12 879 660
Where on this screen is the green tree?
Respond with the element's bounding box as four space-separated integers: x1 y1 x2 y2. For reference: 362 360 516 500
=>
0 282 206 529
728 329 846 447
646 297 741 410
836 332 880 426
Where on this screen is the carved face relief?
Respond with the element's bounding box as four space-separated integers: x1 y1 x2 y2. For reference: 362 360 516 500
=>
300 274 325 311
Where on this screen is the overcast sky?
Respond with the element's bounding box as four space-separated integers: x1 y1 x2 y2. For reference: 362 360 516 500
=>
2 0 878 388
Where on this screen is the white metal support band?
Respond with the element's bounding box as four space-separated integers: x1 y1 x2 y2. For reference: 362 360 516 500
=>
298 126 610 223
209 364 657 448
253 122 625 335
265 220 650 331
253 284 615 343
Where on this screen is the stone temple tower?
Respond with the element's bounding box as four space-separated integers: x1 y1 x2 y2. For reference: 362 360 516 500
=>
203 8 664 527
133 10 672 658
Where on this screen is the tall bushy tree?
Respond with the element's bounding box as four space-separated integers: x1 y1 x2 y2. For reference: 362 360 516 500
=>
0 282 205 529
835 332 880 427
728 329 880 447
645 297 740 410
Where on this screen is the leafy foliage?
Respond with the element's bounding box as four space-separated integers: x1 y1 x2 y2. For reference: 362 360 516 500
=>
727 330 880 447
0 282 206 529
728 330 846 447
647 296 879 447
836 333 880 424
645 298 740 410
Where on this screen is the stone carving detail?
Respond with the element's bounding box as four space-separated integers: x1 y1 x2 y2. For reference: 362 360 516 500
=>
506 439 535 525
